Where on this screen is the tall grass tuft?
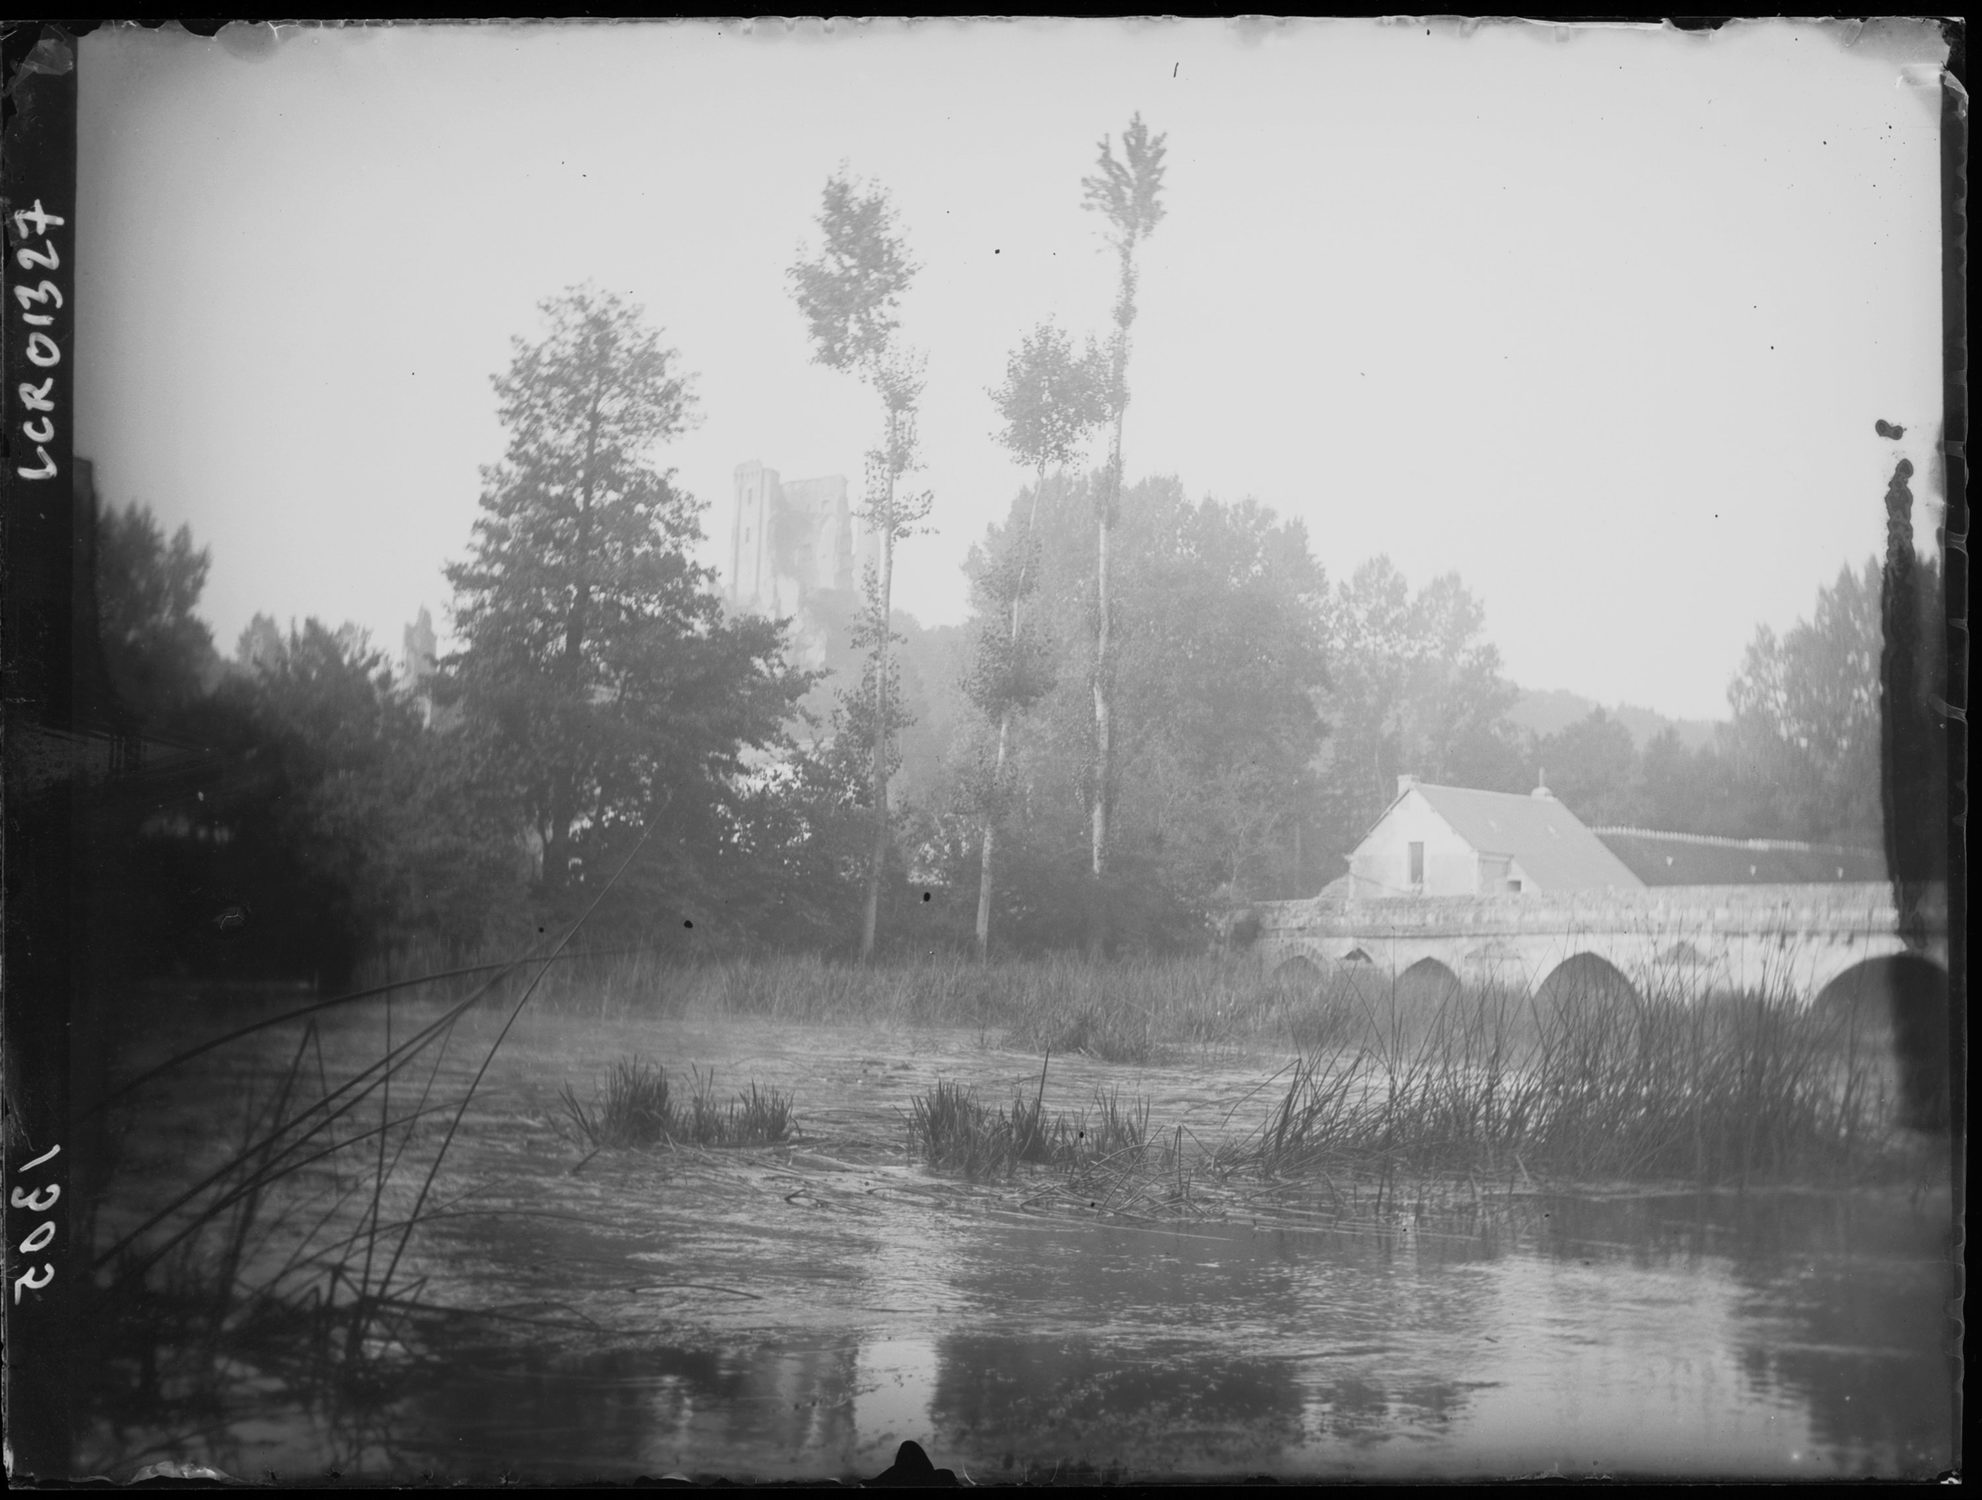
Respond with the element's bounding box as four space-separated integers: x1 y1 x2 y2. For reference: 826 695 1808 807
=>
559 1058 796 1152
907 1081 1009 1177
905 1058 1090 1177
1074 1086 1151 1161
559 1056 672 1149
677 1068 798 1148
1238 970 1907 1188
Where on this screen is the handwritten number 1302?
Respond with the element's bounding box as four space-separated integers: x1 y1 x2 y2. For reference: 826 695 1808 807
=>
10 1143 60 1302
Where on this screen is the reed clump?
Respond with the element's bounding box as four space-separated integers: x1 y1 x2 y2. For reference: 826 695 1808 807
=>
1242 975 1906 1187
904 1058 1163 1179
907 1081 1022 1177
1074 1086 1153 1160
557 1056 673 1148
897 967 1913 1195
559 1057 796 1151
904 1068 1226 1224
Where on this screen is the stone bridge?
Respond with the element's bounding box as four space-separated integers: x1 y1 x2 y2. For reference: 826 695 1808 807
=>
1253 881 1950 1009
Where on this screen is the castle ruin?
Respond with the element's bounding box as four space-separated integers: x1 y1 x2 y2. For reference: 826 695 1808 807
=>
728 460 879 666
401 605 438 728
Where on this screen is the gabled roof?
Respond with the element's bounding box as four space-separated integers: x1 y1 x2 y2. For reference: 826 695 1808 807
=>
1592 828 1887 886
1389 783 1645 891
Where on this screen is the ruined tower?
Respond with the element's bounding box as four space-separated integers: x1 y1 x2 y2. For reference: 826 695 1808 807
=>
728 460 878 665
400 605 438 728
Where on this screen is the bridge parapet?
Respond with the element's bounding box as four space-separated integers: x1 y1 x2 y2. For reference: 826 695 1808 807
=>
1253 881 1945 1003
1258 882 1931 935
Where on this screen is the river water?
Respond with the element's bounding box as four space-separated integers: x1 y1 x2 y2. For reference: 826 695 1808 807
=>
84 1001 1959 1483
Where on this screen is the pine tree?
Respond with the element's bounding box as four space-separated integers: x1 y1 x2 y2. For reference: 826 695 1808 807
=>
446 285 805 909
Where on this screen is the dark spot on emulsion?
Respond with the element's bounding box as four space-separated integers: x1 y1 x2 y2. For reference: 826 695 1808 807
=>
683 919 693 929
922 891 932 902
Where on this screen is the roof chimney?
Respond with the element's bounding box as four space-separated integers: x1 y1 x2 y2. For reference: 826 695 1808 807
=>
1532 767 1555 800
1397 774 1418 797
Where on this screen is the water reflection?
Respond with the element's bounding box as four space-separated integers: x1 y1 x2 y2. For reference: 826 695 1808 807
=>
1487 1191 1956 1478
115 1184 1952 1484
919 1213 1502 1472
87 1008 1955 1482
929 1334 1303 1474
400 1340 867 1482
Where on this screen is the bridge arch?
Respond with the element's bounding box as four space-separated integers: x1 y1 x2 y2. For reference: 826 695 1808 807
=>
1270 953 1326 993
1813 953 1950 1132
1535 952 1642 1016
1395 957 1463 1010
1804 933 1917 1001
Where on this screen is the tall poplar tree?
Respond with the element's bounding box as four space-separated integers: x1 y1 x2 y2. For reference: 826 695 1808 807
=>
970 321 1108 959
1080 113 1167 955
790 171 930 961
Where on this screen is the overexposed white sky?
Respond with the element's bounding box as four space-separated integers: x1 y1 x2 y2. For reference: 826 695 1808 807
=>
76 18 1948 723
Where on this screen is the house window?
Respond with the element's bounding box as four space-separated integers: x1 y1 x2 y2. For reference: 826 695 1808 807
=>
1408 842 1425 888
1506 877 1523 893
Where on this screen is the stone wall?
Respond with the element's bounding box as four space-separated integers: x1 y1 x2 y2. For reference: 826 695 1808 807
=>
1254 881 1947 1003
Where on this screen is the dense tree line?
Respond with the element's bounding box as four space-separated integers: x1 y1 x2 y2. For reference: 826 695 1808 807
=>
93 449 1936 978
1525 557 1945 852
1308 558 1528 874
84 125 1944 980
89 289 830 982
937 472 1330 954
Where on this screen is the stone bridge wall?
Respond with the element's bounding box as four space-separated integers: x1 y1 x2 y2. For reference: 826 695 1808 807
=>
1254 882 1947 1003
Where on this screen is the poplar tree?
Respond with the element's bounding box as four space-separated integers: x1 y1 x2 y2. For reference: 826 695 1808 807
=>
1080 113 1167 955
970 322 1108 959
790 171 930 961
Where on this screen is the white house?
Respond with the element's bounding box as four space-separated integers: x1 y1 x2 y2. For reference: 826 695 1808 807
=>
1345 776 1645 899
